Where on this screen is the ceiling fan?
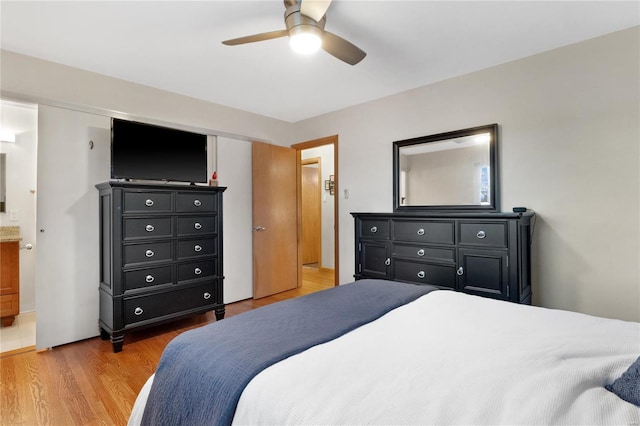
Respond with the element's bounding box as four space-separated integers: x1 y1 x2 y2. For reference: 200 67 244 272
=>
222 0 366 66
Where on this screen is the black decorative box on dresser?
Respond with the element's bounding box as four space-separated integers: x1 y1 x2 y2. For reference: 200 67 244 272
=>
96 181 226 352
352 212 535 304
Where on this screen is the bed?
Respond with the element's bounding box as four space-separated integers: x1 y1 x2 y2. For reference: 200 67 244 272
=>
129 279 640 425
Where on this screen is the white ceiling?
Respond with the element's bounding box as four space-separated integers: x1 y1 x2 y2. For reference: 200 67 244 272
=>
1 1 638 123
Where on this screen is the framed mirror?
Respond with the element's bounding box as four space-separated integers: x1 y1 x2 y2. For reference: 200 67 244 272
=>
393 123 499 212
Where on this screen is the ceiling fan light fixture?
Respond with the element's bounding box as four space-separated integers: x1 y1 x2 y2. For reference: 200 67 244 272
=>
289 25 322 55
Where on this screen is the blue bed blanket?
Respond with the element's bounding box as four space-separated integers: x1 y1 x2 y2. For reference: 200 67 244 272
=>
141 279 438 426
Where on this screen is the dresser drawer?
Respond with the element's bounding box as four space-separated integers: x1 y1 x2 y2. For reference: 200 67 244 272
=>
124 283 217 325
177 260 217 283
359 219 390 239
392 243 455 263
176 193 217 212
177 238 216 259
393 220 454 244
123 217 172 240
177 216 217 236
123 241 172 266
393 259 456 288
459 222 507 247
123 265 173 292
123 191 172 213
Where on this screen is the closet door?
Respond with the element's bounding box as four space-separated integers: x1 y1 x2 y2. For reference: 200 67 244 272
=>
36 106 110 349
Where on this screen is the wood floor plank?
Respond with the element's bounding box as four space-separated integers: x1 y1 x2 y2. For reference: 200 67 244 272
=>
0 272 334 425
1 357 21 425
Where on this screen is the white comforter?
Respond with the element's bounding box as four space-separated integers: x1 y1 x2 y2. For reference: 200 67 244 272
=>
232 291 640 425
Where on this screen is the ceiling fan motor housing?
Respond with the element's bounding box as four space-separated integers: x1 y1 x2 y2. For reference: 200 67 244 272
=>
284 2 326 36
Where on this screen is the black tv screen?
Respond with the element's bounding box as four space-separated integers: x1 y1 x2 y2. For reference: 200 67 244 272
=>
111 118 207 183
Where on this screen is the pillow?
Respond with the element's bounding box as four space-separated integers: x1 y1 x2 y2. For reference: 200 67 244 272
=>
605 356 640 407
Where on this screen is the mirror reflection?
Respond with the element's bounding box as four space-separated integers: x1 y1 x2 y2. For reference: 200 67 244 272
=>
393 124 498 212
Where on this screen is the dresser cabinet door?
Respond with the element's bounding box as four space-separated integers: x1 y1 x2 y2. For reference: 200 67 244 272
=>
359 242 390 279
457 248 509 300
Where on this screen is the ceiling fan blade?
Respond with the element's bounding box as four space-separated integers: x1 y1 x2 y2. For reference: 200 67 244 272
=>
222 30 289 46
300 0 332 22
321 31 366 65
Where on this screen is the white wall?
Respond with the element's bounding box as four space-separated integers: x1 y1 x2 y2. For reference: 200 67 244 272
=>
0 100 38 312
292 27 640 322
301 145 335 269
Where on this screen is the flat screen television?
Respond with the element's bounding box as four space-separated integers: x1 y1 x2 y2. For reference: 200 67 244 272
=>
111 118 208 183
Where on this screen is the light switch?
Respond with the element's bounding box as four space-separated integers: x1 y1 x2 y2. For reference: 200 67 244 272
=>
344 189 350 199
9 210 18 221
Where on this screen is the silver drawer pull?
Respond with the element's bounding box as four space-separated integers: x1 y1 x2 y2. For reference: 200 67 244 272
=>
145 274 154 283
194 245 202 252
145 224 155 232
370 226 378 233
457 267 464 276
417 271 426 279
194 267 202 275
194 222 202 230
145 199 154 207
385 258 391 266
145 249 154 258
134 307 144 316
476 230 486 239
203 292 211 300
417 249 425 257
193 199 202 207
417 228 425 236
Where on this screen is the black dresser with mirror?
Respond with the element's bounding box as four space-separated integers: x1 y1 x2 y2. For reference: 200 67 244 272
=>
353 124 535 304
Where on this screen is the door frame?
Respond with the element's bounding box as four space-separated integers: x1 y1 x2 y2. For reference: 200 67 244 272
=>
292 135 339 287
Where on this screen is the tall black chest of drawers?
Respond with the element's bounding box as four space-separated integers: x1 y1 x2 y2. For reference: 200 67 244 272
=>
97 182 226 352
352 212 535 304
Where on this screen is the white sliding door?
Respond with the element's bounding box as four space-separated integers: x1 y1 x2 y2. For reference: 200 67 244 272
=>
36 105 110 349
217 136 253 302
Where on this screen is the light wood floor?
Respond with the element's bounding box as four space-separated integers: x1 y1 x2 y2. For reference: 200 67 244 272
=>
0 267 334 425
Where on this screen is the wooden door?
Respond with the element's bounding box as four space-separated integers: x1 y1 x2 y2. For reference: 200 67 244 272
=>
301 162 321 265
252 142 298 298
